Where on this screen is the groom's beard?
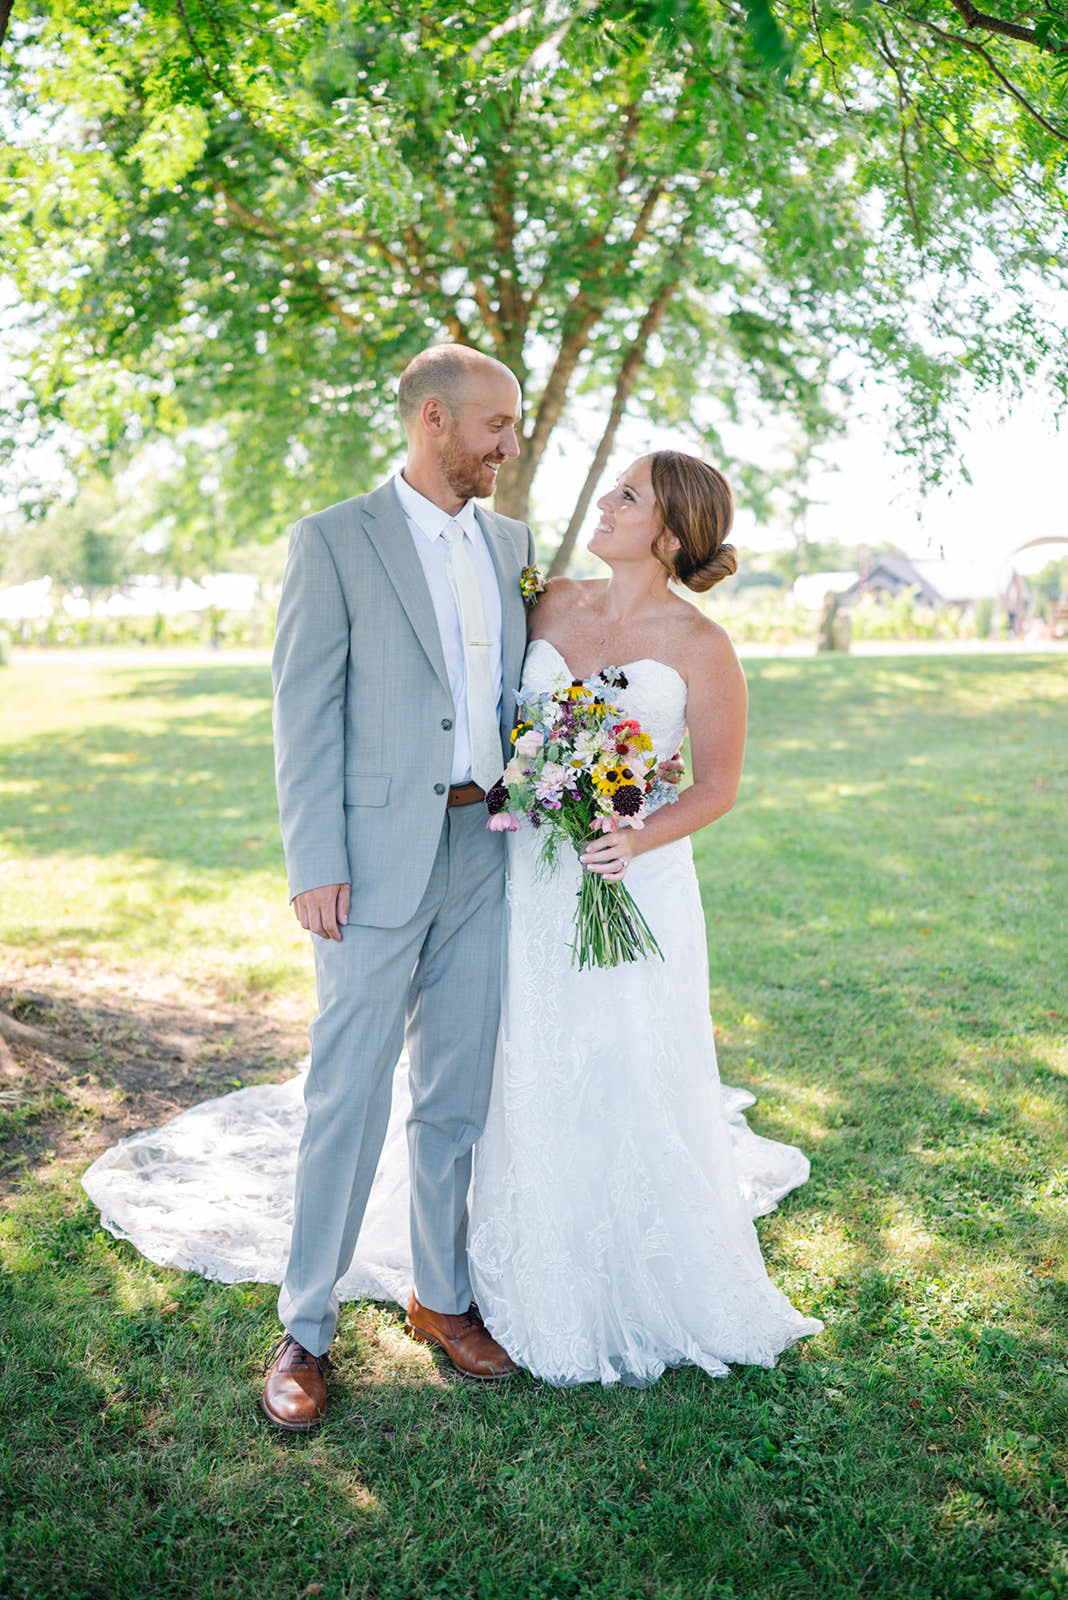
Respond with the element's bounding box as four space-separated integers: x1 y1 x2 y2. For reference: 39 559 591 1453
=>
441 436 504 502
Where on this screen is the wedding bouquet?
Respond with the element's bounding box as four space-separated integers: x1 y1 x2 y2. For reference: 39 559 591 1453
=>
485 668 678 970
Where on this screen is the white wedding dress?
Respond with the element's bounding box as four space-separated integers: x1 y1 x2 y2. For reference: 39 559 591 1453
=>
466 642 821 1383
83 639 822 1384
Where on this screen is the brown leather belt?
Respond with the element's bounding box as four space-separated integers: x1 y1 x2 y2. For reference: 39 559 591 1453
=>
447 782 486 807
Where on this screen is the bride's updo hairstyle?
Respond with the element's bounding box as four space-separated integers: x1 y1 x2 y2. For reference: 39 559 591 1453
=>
648 450 738 593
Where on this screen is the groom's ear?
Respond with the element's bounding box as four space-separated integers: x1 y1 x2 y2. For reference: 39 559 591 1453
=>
420 396 450 436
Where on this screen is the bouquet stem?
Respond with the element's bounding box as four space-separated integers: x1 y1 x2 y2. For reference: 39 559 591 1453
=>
571 864 664 971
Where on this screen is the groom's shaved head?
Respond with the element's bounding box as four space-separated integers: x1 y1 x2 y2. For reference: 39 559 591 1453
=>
398 344 518 429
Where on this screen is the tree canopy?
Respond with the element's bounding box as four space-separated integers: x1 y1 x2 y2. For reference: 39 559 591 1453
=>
2 0 1066 576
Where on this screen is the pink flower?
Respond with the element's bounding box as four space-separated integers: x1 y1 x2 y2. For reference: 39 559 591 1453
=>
514 730 542 758
535 761 567 795
487 812 521 832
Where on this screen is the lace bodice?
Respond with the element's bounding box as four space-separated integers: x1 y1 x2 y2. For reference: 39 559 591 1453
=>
521 639 688 762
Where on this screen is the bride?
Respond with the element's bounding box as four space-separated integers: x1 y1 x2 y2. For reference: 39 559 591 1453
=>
466 450 821 1384
83 445 821 1392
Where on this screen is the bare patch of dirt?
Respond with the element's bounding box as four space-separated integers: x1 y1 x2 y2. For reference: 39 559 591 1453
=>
0 951 310 1194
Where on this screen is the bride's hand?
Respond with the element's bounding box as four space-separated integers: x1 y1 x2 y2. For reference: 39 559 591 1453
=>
580 830 638 880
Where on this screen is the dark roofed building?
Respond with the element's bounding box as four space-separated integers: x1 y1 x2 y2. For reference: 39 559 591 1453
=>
837 555 943 608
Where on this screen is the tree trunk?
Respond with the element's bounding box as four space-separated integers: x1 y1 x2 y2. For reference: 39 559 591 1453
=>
492 306 605 523
0 0 13 51
548 277 681 576
493 181 672 523
491 454 529 521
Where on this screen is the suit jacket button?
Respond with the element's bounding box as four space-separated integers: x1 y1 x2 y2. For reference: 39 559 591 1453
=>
434 782 446 795
441 718 453 731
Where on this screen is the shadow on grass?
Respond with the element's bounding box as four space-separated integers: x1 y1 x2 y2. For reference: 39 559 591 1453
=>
1 1186 1066 1600
2 655 1066 1596
116 666 274 699
0 977 308 1192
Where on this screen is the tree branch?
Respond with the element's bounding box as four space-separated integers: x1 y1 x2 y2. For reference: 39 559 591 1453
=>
910 101 1031 210
523 87 669 330
494 169 673 519
811 0 852 107
179 0 486 341
876 24 924 243
534 176 667 424
883 20 1050 209
416 195 502 352
399 225 474 344
483 90 528 360
547 276 684 576
173 0 327 187
213 186 363 335
944 0 1067 53
214 185 477 344
883 4 1068 136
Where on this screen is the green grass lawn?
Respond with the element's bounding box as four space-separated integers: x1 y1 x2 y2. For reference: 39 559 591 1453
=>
0 649 1066 1600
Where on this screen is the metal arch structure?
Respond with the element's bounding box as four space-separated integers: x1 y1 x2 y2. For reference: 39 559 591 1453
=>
1012 536 1068 555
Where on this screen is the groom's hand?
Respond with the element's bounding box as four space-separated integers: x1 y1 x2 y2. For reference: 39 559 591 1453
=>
658 750 685 787
293 883 351 941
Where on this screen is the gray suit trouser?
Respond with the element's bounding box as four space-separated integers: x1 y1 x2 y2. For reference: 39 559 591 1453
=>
278 803 505 1355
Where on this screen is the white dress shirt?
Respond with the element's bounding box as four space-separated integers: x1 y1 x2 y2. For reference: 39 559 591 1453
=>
393 471 504 785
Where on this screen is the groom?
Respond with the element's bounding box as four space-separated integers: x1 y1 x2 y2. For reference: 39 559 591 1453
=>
262 344 533 1430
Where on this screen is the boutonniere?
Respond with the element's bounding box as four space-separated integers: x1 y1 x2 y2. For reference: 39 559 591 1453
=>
520 564 548 610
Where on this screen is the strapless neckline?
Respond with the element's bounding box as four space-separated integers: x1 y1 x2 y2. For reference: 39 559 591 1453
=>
526 638 687 693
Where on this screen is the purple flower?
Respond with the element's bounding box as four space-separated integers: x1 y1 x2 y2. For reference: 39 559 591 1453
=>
485 780 509 815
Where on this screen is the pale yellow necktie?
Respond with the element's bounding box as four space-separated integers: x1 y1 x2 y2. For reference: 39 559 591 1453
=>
442 520 501 790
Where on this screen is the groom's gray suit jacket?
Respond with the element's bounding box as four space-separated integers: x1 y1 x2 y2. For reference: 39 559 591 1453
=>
272 478 534 929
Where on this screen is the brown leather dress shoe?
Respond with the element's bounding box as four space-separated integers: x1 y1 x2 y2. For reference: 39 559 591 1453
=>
260 1332 333 1431
405 1294 520 1380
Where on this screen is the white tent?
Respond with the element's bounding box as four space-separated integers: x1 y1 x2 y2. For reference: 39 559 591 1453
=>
792 571 858 612
0 576 54 620
80 573 259 618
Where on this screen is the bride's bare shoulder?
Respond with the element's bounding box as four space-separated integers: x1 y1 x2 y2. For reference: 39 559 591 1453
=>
544 576 602 603
668 596 744 681
531 577 601 628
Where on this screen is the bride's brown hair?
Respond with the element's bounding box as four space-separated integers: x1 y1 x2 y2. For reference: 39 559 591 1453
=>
648 451 738 593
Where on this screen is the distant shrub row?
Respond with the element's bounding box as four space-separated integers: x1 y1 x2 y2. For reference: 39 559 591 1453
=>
0 590 1027 656
704 587 1012 645
2 606 276 651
